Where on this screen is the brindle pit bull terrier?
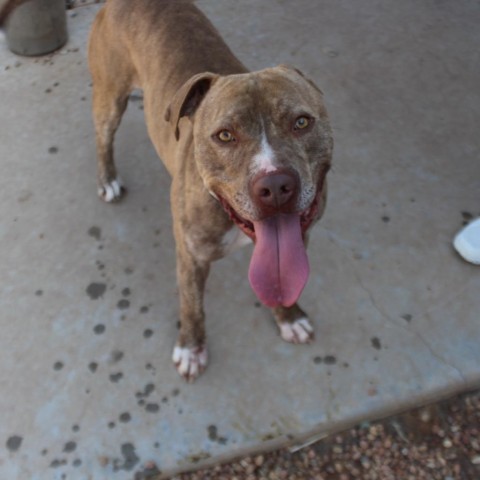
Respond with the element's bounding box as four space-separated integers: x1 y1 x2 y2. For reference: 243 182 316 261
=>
0 0 333 380
91 0 333 381
1 0 333 382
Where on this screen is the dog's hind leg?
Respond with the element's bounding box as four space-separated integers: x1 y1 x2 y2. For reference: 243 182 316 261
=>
272 303 315 344
92 87 129 202
88 9 134 202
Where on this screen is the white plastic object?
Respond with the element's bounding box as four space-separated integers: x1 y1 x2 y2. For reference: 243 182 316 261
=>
453 217 480 265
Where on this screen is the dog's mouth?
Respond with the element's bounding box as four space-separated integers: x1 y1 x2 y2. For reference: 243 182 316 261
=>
217 187 322 308
218 192 319 242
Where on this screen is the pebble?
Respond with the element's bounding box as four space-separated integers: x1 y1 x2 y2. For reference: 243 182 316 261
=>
360 456 371 469
442 438 453 448
172 391 480 479
471 455 480 465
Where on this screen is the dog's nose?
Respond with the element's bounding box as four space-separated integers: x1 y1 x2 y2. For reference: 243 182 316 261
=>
251 170 299 212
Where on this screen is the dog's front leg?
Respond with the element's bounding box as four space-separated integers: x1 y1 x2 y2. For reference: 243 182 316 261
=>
272 303 315 344
171 228 210 382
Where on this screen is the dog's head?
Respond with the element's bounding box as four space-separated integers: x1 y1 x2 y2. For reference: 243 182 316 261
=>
166 66 333 307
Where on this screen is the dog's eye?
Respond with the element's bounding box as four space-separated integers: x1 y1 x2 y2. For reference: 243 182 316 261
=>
293 116 311 131
216 130 235 143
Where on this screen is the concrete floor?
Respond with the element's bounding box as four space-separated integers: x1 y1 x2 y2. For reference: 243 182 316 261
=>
0 1 479 479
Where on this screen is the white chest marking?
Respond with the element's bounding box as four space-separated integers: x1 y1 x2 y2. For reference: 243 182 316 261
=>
222 226 252 255
252 133 277 173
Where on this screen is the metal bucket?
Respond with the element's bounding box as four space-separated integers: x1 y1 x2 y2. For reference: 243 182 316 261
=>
5 0 68 56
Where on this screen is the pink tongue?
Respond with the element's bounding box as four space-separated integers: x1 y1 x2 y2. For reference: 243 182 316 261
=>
248 213 309 307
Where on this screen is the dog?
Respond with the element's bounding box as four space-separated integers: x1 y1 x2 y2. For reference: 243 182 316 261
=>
2 0 333 381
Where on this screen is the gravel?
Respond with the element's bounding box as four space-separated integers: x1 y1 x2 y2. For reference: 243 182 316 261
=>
167 389 480 480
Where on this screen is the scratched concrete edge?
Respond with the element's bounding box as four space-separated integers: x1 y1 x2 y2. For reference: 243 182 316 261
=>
157 378 480 479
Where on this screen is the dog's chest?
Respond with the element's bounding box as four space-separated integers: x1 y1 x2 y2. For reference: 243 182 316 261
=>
221 226 252 255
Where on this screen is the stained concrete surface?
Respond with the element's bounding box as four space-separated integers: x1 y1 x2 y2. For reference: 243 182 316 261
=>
0 1 479 479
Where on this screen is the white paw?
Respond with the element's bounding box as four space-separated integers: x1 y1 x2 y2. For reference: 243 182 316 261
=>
98 177 125 202
279 317 314 344
172 345 208 382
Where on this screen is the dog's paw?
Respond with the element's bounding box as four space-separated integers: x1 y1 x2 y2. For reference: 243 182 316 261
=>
172 344 208 382
98 177 126 203
279 317 314 344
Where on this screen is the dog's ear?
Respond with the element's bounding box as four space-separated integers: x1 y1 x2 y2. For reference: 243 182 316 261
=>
165 72 219 140
277 64 324 96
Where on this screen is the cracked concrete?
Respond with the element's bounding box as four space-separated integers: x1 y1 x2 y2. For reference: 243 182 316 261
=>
328 233 470 388
0 0 479 478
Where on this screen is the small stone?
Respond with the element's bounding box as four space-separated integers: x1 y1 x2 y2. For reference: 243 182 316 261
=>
419 408 431 423
333 445 343 454
471 455 480 465
443 438 453 448
360 456 371 469
245 464 255 475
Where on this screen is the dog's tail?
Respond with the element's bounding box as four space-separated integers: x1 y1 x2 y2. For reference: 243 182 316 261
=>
0 0 29 25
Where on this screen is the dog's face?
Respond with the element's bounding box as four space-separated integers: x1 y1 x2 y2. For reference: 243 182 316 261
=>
168 65 333 234
166 66 333 307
